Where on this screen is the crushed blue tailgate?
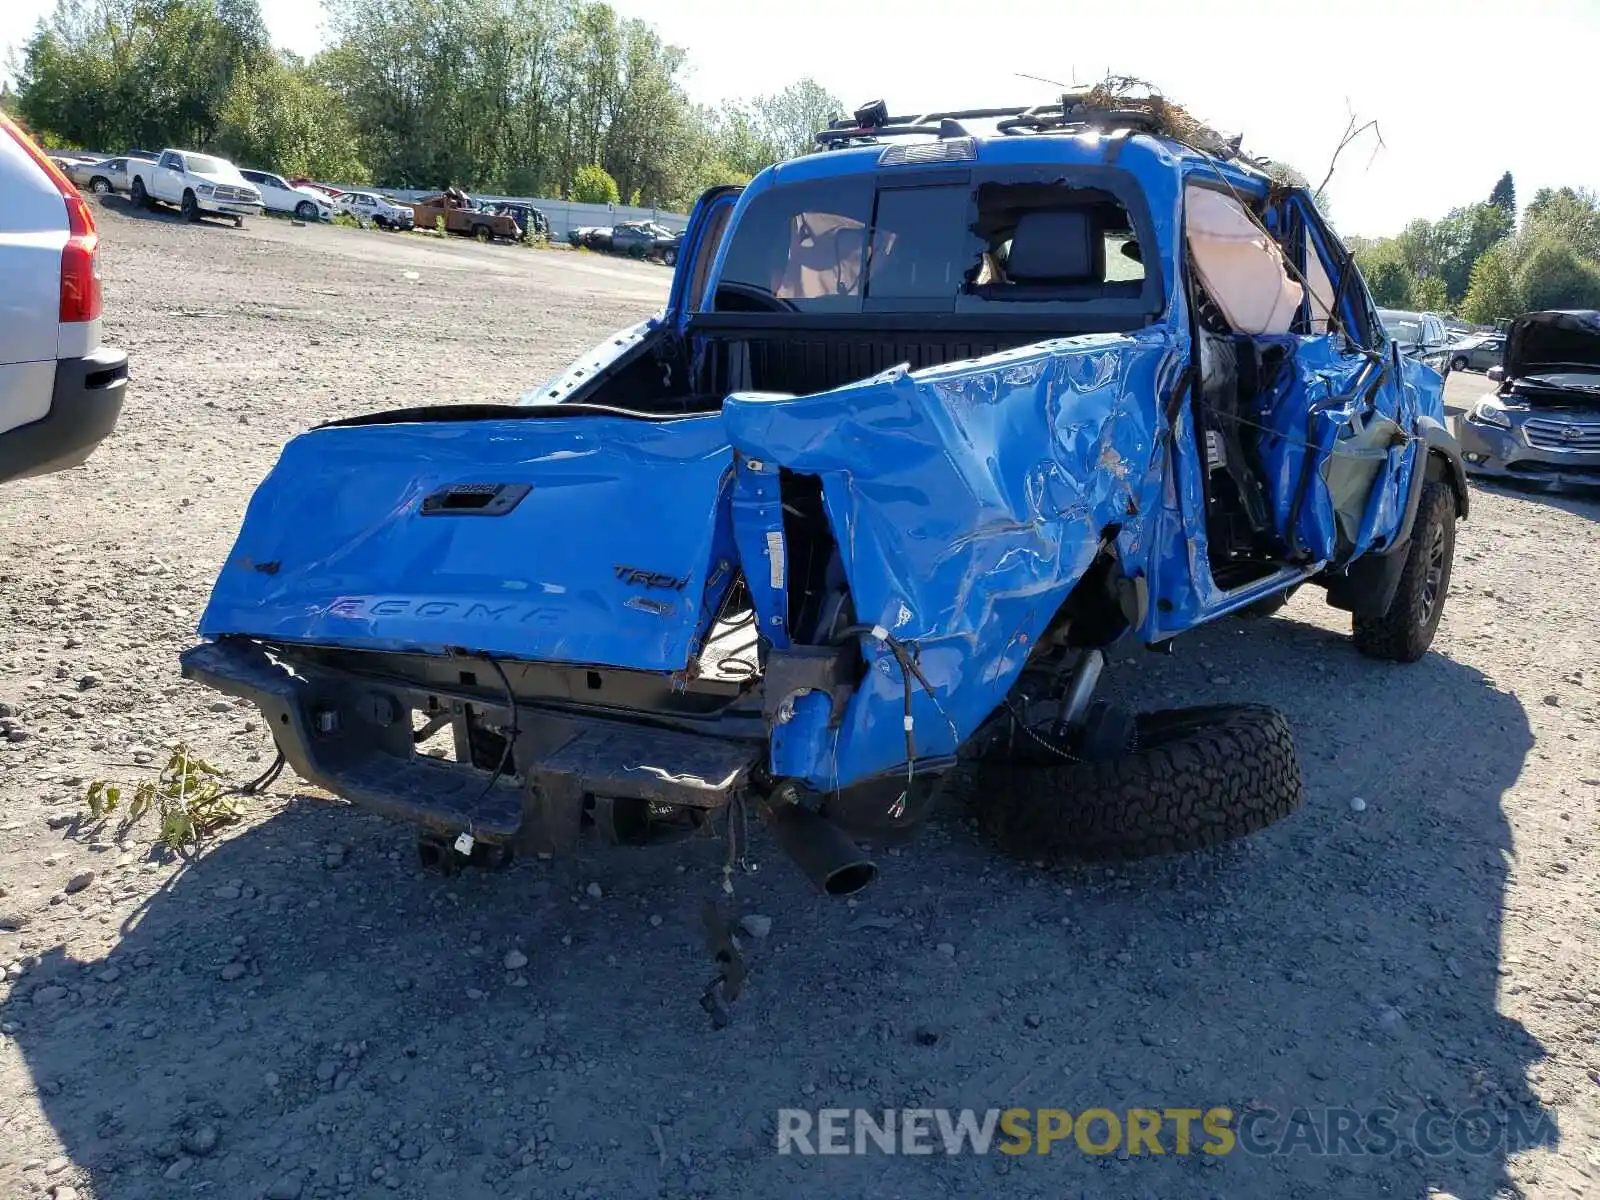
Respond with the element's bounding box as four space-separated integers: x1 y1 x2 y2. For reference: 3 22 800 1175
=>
196 414 736 671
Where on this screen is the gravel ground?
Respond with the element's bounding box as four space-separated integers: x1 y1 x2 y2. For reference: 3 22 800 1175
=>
0 198 1597 1200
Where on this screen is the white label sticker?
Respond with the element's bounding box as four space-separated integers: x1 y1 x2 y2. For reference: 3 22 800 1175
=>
453 832 475 855
766 530 785 590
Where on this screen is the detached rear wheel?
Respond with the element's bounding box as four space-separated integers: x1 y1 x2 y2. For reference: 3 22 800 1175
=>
976 704 1304 862
1352 480 1455 663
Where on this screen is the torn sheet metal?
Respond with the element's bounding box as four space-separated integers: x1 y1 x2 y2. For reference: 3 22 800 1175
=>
724 330 1181 789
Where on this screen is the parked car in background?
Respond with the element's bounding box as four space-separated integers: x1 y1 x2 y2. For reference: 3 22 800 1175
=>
238 169 334 221
289 177 343 200
567 224 611 250
335 190 415 230
127 149 262 226
0 113 129 483
1446 332 1505 373
1378 308 1453 372
412 189 519 241
652 227 685 265
1459 309 1600 488
66 156 130 195
490 202 547 241
607 220 674 258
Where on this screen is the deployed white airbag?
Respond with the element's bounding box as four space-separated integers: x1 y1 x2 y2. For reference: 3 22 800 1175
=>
1186 186 1304 335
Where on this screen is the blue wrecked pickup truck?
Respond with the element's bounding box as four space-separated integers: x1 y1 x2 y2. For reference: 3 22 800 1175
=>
181 94 1467 895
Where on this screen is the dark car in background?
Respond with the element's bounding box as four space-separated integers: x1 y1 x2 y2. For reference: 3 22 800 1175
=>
567 225 612 251
607 220 675 258
491 202 548 241
1458 309 1600 488
1378 308 1454 372
652 227 685 265
1446 332 1505 373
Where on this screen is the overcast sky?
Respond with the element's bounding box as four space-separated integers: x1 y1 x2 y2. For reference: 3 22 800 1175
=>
5 0 1597 238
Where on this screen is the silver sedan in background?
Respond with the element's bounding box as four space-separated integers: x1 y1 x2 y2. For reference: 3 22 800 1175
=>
65 157 130 195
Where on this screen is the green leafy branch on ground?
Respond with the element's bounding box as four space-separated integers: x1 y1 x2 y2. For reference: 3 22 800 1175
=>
84 746 245 855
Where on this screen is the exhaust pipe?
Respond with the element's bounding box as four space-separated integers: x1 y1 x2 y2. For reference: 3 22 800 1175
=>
762 799 878 897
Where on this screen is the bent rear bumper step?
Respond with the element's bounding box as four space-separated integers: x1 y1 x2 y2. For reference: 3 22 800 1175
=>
179 639 759 847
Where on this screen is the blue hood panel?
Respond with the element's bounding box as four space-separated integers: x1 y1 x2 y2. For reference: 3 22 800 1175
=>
197 415 735 671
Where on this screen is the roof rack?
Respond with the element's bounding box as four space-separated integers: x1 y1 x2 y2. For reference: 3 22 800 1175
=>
814 95 1247 164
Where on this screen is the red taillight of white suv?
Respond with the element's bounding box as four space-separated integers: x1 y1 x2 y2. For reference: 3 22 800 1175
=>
0 118 104 325
57 190 103 324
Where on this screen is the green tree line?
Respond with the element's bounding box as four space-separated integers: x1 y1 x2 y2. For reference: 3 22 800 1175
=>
8 0 843 209
1349 171 1600 324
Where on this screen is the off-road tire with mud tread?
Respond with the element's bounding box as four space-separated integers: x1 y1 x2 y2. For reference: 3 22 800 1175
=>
1352 479 1455 663
975 704 1304 862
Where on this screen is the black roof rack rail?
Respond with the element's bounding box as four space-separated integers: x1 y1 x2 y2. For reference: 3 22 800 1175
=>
813 97 1243 161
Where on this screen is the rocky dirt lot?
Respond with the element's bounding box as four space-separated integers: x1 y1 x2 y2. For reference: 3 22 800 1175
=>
1 198 1597 1200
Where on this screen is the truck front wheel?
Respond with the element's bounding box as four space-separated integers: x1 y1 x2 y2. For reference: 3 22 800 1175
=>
181 190 199 222
1351 480 1456 662
131 177 149 208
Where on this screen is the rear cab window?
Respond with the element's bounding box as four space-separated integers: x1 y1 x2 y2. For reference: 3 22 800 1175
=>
711 166 1164 323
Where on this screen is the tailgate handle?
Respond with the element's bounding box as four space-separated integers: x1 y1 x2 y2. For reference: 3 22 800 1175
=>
419 483 531 517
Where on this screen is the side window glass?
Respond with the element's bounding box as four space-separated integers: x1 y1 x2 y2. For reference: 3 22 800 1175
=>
162 152 182 171
690 200 736 312
1302 234 1337 336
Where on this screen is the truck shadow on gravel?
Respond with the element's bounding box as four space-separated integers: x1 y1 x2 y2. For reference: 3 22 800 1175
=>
7 616 1552 1200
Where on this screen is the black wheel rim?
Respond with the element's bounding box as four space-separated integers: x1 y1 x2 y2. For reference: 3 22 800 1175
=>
1420 524 1446 624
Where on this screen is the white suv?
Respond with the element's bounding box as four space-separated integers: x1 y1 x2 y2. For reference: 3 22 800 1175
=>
0 114 128 483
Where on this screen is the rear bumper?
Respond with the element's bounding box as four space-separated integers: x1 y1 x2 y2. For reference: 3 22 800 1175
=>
0 346 128 484
180 638 758 849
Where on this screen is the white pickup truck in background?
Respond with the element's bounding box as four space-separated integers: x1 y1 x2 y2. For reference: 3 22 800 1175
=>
127 149 263 226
